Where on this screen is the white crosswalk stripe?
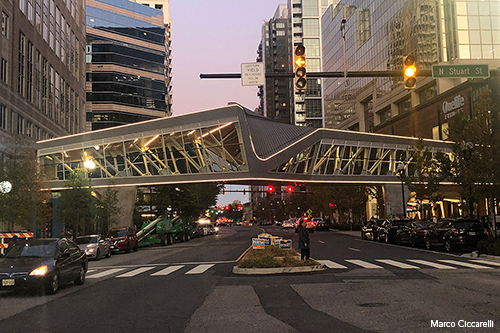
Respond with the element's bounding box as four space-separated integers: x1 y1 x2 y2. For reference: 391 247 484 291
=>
469 260 500 267
151 265 184 276
87 268 125 278
345 259 383 269
438 260 493 269
316 260 348 269
185 264 214 275
375 259 420 269
86 270 96 275
407 259 457 269
116 267 155 278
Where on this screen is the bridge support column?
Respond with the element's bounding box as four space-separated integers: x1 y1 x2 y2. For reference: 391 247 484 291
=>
95 186 137 229
383 184 410 218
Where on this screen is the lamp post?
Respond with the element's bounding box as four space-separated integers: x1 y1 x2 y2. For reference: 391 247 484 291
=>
396 163 406 218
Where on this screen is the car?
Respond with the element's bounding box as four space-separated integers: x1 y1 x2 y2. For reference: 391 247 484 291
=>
361 218 386 241
396 221 433 247
191 223 205 238
282 220 295 229
106 227 138 253
0 238 88 295
425 218 486 252
313 218 330 231
378 219 412 243
75 234 111 260
294 217 315 233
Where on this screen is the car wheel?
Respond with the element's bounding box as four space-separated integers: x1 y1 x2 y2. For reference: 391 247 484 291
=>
425 237 432 250
377 234 381 242
410 236 416 247
160 234 166 246
74 265 86 285
133 242 138 252
445 239 453 252
125 244 131 253
106 248 111 258
186 234 191 242
46 273 59 295
166 234 173 245
396 235 403 246
385 234 390 243
96 249 101 261
361 231 367 240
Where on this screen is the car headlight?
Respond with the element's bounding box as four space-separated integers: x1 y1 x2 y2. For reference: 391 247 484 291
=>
214 227 219 232
87 248 95 253
30 265 48 276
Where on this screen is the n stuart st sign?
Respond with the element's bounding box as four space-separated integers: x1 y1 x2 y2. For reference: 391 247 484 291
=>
432 64 489 78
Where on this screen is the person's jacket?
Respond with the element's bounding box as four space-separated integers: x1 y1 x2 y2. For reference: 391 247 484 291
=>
298 225 310 249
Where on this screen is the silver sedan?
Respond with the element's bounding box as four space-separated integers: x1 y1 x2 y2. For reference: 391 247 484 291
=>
75 235 111 260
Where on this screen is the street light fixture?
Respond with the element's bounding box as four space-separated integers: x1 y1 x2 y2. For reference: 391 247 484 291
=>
396 163 406 218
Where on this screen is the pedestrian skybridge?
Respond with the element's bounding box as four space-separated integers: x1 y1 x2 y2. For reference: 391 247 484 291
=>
36 104 453 190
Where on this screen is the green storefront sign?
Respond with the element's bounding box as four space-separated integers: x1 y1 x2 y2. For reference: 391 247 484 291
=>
432 64 489 78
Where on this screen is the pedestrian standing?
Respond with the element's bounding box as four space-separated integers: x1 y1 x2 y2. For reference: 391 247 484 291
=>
7 235 19 252
297 219 310 260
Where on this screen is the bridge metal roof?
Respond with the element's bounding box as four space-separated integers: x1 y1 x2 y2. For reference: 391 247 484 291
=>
37 104 453 189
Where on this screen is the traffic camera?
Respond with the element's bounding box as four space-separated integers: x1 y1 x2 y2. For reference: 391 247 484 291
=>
403 55 417 90
294 45 306 90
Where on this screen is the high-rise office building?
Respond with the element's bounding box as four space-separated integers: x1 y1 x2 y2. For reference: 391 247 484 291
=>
131 0 173 115
287 0 338 128
85 0 169 131
257 4 293 124
322 0 500 134
0 0 86 154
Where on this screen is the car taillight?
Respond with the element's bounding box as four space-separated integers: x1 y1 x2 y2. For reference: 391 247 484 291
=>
310 222 315 226
452 228 459 236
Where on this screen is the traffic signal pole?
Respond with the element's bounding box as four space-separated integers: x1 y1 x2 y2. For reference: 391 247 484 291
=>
200 70 434 79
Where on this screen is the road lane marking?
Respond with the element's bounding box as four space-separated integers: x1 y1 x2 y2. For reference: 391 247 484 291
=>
407 260 457 269
319 241 325 244
438 260 493 269
116 267 155 278
151 265 184 276
86 270 96 275
87 268 125 278
345 259 383 269
316 260 347 269
375 259 419 269
185 264 214 275
348 247 360 252
469 260 500 267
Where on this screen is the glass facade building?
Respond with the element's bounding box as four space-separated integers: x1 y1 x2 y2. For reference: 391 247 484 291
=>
86 0 169 131
321 0 500 131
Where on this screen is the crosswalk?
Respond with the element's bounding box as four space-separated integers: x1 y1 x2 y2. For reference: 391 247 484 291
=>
85 258 500 280
316 259 500 270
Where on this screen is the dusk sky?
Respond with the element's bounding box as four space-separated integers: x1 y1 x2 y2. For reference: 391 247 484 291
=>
169 0 283 115
169 1 284 205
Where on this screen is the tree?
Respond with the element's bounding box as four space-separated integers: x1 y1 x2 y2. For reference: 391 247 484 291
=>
58 169 95 236
0 135 50 232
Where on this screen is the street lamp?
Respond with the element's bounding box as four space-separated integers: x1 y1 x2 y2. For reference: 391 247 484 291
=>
396 163 406 218
0 181 12 194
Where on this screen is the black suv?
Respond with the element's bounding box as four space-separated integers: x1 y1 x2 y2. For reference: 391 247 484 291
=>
378 219 412 243
425 218 486 252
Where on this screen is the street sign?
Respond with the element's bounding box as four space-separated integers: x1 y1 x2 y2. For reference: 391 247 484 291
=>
252 238 265 249
306 209 313 217
432 64 489 78
241 62 264 86
279 239 292 250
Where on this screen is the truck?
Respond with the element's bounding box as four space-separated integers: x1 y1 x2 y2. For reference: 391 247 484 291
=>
137 216 192 247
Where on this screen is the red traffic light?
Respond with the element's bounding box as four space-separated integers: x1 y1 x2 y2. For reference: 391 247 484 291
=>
225 205 230 211
286 186 293 193
237 205 242 210
329 203 334 207
218 205 222 210
267 185 275 193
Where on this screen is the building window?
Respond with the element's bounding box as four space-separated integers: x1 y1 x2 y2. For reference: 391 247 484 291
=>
398 98 412 114
305 99 322 118
432 123 448 140
1 11 8 37
0 104 6 130
303 38 320 57
379 107 391 124
303 18 319 36
18 32 26 97
356 9 371 47
419 85 437 104
303 0 319 16
155 4 163 10
17 114 24 134
0 58 7 83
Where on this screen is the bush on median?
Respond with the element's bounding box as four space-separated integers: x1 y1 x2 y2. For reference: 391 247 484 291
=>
477 236 500 256
238 246 318 268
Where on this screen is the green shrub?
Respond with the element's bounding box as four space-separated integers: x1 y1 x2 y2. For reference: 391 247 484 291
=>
477 237 500 256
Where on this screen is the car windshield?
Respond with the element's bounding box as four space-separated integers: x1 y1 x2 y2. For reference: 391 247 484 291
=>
107 230 127 238
376 220 385 226
75 236 98 244
6 241 57 258
391 221 409 226
456 221 480 229
414 222 428 228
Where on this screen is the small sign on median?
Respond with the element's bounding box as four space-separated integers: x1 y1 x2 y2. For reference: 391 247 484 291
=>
252 238 265 249
279 239 292 250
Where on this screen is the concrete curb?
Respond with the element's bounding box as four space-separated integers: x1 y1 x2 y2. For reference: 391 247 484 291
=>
462 251 500 263
232 265 326 275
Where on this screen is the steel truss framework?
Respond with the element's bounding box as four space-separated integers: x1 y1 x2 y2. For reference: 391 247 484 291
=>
36 105 453 189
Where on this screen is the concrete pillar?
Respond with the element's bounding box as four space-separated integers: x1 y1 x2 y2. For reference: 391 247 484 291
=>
95 186 137 228
383 184 411 218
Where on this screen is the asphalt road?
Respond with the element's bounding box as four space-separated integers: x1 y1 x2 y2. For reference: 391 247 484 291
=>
1 225 500 333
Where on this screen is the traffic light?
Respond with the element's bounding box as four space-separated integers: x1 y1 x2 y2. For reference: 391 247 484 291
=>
294 45 306 90
286 186 294 193
403 55 417 89
267 185 275 193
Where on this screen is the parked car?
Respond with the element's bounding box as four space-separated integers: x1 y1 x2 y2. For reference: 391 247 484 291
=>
313 218 330 231
106 227 138 253
396 221 433 247
75 235 111 260
425 218 486 252
361 218 386 241
0 238 88 295
191 223 204 238
378 219 412 243
282 220 295 229
294 217 315 233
